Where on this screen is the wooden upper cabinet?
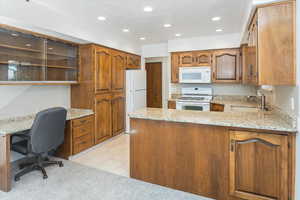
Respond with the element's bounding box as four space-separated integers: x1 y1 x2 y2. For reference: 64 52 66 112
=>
126 54 141 69
229 131 289 200
178 52 194 67
257 1 295 85
111 51 125 92
94 93 112 144
212 49 241 83
193 51 212 66
111 92 125 136
171 53 179 83
95 47 112 93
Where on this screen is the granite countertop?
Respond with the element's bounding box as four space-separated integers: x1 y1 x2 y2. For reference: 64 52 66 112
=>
129 108 297 133
0 108 94 135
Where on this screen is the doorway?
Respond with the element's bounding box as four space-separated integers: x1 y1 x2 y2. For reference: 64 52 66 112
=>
146 62 162 108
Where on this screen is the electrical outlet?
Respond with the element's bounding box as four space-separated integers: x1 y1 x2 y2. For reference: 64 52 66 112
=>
291 97 295 111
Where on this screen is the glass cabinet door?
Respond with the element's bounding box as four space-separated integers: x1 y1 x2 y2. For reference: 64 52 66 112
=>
46 39 78 81
0 27 45 81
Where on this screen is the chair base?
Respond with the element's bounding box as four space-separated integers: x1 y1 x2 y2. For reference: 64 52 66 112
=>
15 156 63 182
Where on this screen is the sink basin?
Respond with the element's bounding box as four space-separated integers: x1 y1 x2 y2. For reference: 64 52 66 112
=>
230 105 260 112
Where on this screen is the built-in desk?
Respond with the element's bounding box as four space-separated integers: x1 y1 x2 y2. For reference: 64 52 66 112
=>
0 108 94 192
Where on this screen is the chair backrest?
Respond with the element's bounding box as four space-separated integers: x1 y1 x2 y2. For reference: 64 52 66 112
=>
30 107 67 154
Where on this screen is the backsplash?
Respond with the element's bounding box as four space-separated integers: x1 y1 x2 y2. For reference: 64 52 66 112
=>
170 83 257 96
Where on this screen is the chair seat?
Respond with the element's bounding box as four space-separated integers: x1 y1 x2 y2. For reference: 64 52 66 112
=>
12 140 29 155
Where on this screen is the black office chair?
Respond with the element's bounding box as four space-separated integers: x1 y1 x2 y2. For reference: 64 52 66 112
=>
12 107 67 181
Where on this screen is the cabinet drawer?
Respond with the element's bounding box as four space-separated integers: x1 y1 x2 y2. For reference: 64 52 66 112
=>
73 134 93 154
72 116 93 127
73 125 92 139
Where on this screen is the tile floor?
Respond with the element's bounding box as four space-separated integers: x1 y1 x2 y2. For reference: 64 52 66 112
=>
71 133 130 177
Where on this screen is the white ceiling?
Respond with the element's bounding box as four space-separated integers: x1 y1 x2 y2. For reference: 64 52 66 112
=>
0 0 253 47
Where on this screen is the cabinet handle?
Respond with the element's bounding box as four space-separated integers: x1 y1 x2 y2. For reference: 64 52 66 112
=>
80 128 86 132
80 120 87 124
230 140 235 152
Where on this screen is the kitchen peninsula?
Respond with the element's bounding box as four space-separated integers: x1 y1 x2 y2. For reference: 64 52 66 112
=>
129 107 296 200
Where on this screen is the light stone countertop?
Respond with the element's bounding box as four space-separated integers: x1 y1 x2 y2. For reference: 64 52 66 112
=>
0 108 94 135
129 108 297 133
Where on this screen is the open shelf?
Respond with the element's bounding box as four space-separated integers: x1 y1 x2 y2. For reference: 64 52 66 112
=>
0 61 76 69
0 44 42 53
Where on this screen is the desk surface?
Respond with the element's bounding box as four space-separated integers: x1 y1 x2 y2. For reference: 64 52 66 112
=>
0 108 94 135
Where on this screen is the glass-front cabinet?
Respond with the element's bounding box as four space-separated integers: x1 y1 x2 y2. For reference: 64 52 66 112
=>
0 26 78 84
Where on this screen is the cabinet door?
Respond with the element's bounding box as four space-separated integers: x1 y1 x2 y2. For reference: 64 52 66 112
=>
248 15 258 85
213 49 240 83
112 51 125 92
178 52 194 67
126 54 141 69
94 93 112 144
111 93 125 136
193 52 212 66
229 131 289 200
95 47 111 93
171 53 179 83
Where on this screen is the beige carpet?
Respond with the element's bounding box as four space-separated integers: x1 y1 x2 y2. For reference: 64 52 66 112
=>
0 159 211 200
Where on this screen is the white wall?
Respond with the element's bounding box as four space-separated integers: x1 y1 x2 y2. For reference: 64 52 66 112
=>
0 86 70 119
168 33 241 52
142 43 169 58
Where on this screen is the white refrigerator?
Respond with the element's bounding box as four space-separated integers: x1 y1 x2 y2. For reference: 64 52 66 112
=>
126 70 147 133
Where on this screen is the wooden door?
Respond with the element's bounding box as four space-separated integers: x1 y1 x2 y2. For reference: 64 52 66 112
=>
94 93 112 144
178 52 194 67
229 131 289 200
111 51 125 92
95 47 112 93
112 92 125 136
213 49 240 83
171 53 179 83
146 62 162 108
193 51 212 66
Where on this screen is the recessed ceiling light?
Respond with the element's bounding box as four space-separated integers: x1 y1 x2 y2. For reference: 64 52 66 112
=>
122 29 130 33
11 33 19 37
25 44 31 47
212 16 221 21
216 29 223 32
140 37 146 40
164 24 172 28
97 16 106 21
175 33 182 37
143 6 153 12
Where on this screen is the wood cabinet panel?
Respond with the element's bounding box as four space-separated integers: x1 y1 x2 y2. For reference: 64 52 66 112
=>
112 51 125 92
193 51 212 66
73 134 93 155
210 103 225 112
257 1 295 85
229 131 289 200
171 53 179 83
168 100 176 109
178 52 194 67
126 54 141 69
112 92 125 136
213 49 241 83
95 93 112 144
95 47 112 93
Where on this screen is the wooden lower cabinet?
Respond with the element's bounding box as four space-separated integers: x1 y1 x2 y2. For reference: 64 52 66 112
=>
112 92 125 136
229 131 290 200
95 93 112 144
210 103 225 112
168 100 176 109
130 118 295 200
56 115 94 158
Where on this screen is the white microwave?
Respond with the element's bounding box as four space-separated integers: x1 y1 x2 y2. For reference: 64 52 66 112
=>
179 67 211 83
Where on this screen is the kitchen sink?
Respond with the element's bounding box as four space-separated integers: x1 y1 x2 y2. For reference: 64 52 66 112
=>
230 105 261 112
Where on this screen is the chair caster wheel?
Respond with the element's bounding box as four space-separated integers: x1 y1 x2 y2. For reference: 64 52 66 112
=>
43 175 48 179
15 177 20 182
59 162 63 167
